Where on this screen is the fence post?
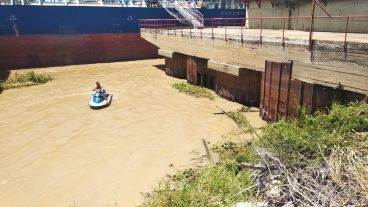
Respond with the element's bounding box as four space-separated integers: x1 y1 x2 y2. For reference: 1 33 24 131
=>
260 18 263 46
181 21 183 37
309 0 316 51
190 23 192 38
282 18 286 48
241 20 244 45
344 17 350 60
174 20 176 36
156 20 158 34
225 19 228 42
211 19 214 40
200 26 202 39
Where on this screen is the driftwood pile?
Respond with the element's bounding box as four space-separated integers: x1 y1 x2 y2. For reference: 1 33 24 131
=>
236 147 368 207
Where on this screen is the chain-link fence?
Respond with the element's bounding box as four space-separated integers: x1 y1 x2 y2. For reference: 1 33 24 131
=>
140 15 368 67
311 16 368 66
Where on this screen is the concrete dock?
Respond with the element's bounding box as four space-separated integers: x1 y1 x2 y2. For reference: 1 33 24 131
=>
141 27 368 95
141 24 367 121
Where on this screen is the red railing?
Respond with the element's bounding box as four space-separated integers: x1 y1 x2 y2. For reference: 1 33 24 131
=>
139 16 368 50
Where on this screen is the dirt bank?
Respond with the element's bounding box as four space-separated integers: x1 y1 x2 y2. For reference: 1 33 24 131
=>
0 59 267 207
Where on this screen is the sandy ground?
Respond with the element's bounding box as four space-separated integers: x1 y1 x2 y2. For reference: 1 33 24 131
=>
0 59 265 207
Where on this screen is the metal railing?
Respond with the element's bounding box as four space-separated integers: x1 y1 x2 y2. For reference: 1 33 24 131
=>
140 16 368 46
139 16 368 66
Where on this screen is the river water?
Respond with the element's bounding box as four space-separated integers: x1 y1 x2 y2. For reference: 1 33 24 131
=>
0 59 248 207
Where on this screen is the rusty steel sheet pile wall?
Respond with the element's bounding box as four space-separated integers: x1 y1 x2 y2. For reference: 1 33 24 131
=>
164 53 366 122
186 56 208 85
210 69 262 106
165 53 187 79
260 61 367 122
165 54 262 106
186 56 262 106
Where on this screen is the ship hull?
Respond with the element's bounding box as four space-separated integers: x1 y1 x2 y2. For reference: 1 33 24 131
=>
0 33 157 68
0 6 245 69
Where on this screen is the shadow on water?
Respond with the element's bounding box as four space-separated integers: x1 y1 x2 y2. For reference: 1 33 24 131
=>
0 69 10 94
153 64 166 72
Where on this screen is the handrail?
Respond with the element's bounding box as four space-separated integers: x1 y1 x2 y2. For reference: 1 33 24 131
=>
139 15 368 52
139 15 368 22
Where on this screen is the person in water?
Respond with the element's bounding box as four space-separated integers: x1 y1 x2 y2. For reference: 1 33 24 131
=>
92 81 108 100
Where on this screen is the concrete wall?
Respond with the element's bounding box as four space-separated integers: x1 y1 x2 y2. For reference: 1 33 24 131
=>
248 0 368 33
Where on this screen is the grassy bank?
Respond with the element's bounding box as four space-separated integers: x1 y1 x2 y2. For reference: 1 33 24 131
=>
172 82 215 100
0 71 52 90
141 102 368 206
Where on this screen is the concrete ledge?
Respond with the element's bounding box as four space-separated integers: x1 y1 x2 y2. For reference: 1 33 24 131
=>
208 60 240 76
158 49 173 58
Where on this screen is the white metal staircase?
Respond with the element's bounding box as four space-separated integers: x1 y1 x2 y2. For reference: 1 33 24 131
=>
162 0 204 28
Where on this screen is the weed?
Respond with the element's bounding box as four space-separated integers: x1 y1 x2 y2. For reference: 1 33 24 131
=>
0 71 52 90
259 102 368 166
172 82 215 100
141 162 255 207
226 111 256 135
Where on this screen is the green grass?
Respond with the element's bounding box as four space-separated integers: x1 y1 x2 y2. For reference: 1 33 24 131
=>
259 102 368 166
0 71 52 90
172 82 215 100
141 163 255 207
141 102 368 206
226 111 256 135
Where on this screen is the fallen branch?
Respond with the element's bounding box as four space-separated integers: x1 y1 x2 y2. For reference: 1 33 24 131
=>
216 106 248 135
237 162 276 171
202 139 212 163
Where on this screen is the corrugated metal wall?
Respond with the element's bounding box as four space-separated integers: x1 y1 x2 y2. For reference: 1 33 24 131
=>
260 60 366 121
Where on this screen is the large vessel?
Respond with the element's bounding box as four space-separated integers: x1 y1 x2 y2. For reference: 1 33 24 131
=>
0 0 245 69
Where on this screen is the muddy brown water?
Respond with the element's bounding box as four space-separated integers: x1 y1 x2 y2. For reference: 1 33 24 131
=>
0 59 265 207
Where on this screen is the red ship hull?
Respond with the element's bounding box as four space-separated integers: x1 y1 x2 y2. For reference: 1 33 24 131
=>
0 33 158 69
